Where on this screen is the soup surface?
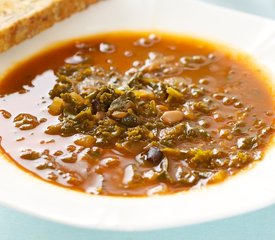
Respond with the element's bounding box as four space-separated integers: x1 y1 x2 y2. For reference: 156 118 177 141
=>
0 32 274 196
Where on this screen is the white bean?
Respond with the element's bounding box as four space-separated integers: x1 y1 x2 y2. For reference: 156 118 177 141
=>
161 110 184 124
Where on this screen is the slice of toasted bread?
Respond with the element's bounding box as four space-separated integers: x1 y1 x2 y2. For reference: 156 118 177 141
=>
0 0 98 52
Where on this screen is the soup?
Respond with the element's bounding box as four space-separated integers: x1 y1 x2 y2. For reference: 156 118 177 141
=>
0 32 274 196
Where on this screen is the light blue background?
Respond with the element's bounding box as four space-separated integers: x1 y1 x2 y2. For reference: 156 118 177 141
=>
1 1 275 239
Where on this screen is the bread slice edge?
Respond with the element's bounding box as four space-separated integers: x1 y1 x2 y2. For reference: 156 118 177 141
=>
0 0 98 53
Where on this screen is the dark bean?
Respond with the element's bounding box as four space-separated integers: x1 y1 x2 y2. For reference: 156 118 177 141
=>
146 147 164 165
91 99 100 114
120 113 140 127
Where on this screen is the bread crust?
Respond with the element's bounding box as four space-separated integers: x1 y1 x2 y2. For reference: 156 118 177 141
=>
0 0 98 52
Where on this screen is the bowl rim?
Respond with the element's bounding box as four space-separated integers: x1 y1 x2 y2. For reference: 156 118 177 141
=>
0 0 275 231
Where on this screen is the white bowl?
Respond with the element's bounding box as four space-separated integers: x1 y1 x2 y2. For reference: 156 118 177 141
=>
0 0 274 231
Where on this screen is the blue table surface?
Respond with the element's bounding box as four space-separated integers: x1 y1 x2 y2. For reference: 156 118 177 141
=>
1 1 275 239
